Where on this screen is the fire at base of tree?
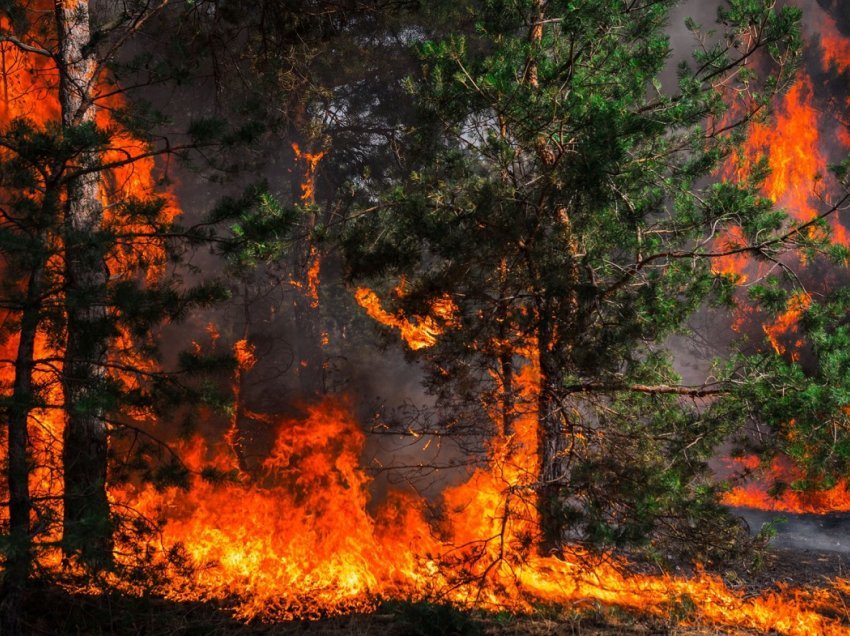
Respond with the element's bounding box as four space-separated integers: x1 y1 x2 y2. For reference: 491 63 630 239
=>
2 0 850 634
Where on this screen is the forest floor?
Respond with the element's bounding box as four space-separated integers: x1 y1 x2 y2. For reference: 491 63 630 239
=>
16 547 849 635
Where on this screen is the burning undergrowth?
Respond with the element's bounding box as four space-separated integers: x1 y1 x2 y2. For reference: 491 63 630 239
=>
102 354 848 634
102 399 848 634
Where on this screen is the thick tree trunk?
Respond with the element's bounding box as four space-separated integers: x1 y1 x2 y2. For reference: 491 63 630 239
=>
536 312 569 554
536 209 582 554
522 0 575 554
0 263 44 635
55 0 112 565
526 0 574 553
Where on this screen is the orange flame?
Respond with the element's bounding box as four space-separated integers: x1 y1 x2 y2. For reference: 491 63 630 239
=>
819 14 850 75
354 287 458 350
290 144 324 307
711 224 751 283
723 455 850 514
306 245 321 309
763 291 811 360
292 142 325 204
233 338 256 372
116 366 850 633
739 79 824 225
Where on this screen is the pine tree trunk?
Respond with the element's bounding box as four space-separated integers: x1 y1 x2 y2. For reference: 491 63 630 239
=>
525 0 578 550
497 258 515 437
536 310 569 553
55 0 112 565
289 123 325 397
291 282 324 395
0 263 43 635
536 207 582 553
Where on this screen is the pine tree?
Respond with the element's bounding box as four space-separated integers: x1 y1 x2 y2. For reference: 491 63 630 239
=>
0 3 297 629
344 0 810 557
0 114 66 636
55 0 114 566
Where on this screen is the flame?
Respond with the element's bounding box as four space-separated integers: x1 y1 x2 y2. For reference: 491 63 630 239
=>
715 76 841 283
723 455 850 514
292 143 325 203
306 245 321 309
233 338 256 371
114 356 850 633
711 224 751 282
763 291 811 360
0 3 848 633
290 144 323 307
819 13 850 75
126 401 437 619
354 286 458 350
737 79 824 225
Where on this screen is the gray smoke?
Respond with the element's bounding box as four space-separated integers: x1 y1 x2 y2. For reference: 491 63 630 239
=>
742 508 850 553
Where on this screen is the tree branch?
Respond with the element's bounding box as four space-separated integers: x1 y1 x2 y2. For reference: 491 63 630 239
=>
564 382 727 397
0 34 53 58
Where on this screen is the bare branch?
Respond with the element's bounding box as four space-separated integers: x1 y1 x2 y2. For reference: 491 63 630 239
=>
0 34 53 58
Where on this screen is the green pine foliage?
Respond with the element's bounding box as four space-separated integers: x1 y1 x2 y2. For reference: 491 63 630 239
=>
342 0 826 562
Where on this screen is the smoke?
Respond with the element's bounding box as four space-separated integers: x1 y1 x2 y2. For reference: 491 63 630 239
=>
127 0 850 517
742 508 850 553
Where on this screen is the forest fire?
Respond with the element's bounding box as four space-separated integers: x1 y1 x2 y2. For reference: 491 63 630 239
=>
119 361 850 634
2 1 850 635
0 0 178 571
713 4 850 517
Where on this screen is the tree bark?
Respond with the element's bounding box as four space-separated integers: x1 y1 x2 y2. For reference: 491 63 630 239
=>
289 124 325 397
525 0 545 88
536 207 582 554
497 257 515 438
523 0 575 555
0 262 44 635
55 0 112 566
536 307 569 553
